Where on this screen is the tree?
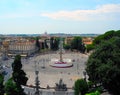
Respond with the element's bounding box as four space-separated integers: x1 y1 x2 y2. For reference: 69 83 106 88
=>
50 37 54 50
103 30 115 40
86 37 120 95
90 30 120 52
41 42 45 49
36 37 40 50
71 36 85 53
93 35 104 45
44 39 49 49
86 44 95 52
12 55 28 95
0 74 4 95
74 79 88 95
116 30 120 37
53 38 59 50
81 43 86 53
63 44 71 50
4 78 19 95
50 37 59 50
93 30 120 45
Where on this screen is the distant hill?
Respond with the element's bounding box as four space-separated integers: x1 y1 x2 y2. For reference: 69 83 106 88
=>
0 33 100 37
49 33 99 37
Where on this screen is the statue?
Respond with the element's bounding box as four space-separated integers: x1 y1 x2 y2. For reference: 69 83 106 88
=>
55 78 67 91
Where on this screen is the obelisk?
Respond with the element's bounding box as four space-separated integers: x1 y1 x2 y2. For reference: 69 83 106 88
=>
59 38 63 62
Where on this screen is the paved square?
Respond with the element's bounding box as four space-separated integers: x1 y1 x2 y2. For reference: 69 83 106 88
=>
22 52 88 88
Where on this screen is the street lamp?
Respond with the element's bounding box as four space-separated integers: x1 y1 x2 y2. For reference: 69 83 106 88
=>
34 61 40 95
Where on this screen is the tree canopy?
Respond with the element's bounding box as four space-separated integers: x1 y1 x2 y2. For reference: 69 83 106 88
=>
50 37 59 50
87 30 120 52
11 55 28 95
35 37 40 50
93 30 120 45
74 79 88 95
0 74 4 95
71 36 85 53
86 37 120 95
5 78 19 95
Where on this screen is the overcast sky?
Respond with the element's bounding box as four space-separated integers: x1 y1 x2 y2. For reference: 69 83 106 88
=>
0 0 120 34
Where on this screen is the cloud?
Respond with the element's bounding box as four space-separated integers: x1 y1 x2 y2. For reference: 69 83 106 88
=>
41 4 120 21
0 3 120 21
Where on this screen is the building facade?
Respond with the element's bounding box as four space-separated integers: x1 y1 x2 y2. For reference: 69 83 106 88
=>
64 37 73 45
82 37 93 45
8 40 37 57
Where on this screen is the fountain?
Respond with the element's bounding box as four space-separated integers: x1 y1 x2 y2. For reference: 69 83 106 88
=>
50 38 73 68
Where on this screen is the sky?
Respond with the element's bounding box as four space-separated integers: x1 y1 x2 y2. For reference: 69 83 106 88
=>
0 0 120 34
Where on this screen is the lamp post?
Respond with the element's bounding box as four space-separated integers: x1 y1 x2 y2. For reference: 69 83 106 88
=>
34 61 40 95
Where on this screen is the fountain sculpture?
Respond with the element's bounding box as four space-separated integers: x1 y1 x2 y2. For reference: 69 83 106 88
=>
55 78 67 91
50 38 73 68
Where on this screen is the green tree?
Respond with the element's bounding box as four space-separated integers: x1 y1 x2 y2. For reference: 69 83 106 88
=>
74 79 88 95
12 55 28 95
4 78 19 95
86 44 95 52
71 36 85 52
41 42 45 49
50 37 54 50
44 39 49 49
0 74 4 95
53 38 59 50
63 44 71 50
93 35 104 45
93 30 120 45
116 30 120 37
36 37 40 50
103 30 115 40
50 37 59 50
86 37 120 95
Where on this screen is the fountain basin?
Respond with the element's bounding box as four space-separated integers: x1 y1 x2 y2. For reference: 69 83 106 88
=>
50 61 73 68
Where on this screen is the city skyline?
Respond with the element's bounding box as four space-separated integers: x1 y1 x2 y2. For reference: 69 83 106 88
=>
0 0 120 34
